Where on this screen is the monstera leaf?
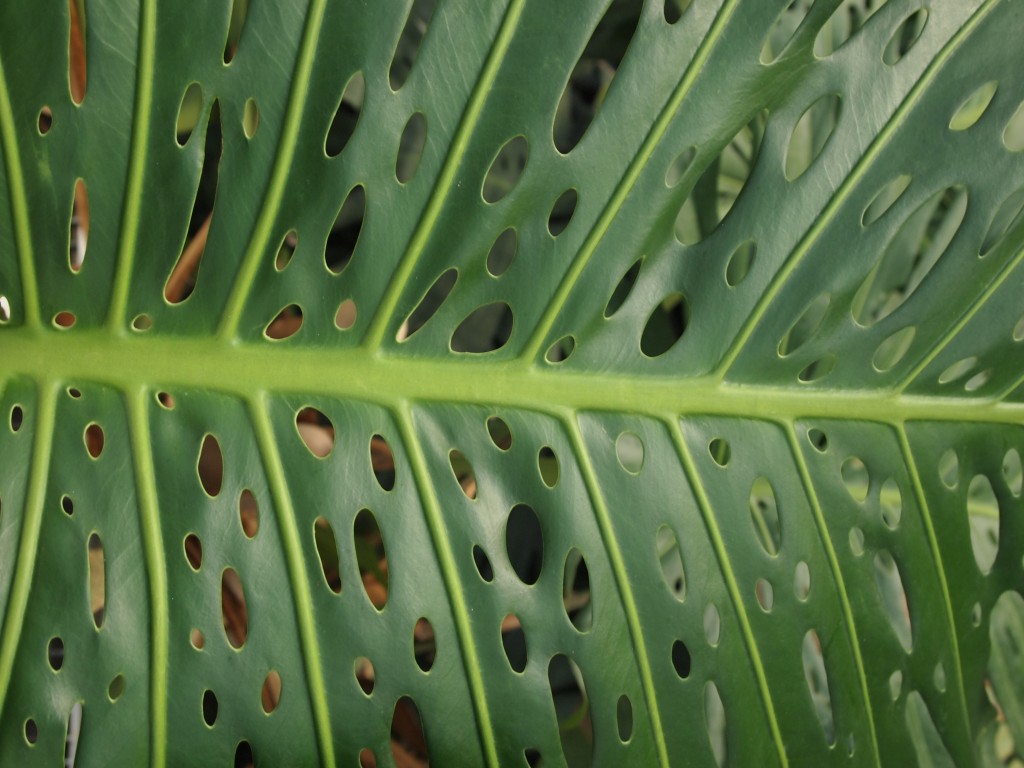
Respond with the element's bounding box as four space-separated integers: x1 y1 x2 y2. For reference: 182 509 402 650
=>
2 0 1023 765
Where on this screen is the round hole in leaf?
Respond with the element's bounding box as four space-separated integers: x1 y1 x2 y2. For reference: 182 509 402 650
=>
235 741 254 768
967 474 999 574
802 629 837 745
175 83 203 145
615 431 644 474
849 527 865 556
390 697 428 766
779 293 830 356
874 550 912 652
882 9 928 66
1003 448 1022 497
949 81 998 132
964 369 992 393
370 434 396 491
131 313 152 331
108 674 125 701
355 508 389 610
395 111 427 184
703 603 721 646
325 71 363 157
862 174 912 226
400 268 457 342
38 106 53 134
640 292 687 357
9 405 23 432
749 476 781 556
563 548 591 632
25 718 38 744
335 299 357 330
84 422 104 458
545 335 575 364
190 629 205 650
708 437 730 467
358 749 374 768
798 355 835 383
807 427 828 452
54 311 77 328
657 524 686 601
296 407 335 458
784 93 841 181
325 185 365 274
274 230 296 271
156 391 174 409
889 670 903 701
61 495 74 516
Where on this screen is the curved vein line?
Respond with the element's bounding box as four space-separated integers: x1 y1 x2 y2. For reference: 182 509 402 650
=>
249 395 336 768
783 422 880 767
0 48 40 326
562 413 669 767
665 417 788 768
896 423 973 750
0 381 57 723
519 0 742 363
362 0 527 350
393 401 498 767
714 0 1002 379
105 0 157 330
217 0 328 340
126 387 168 768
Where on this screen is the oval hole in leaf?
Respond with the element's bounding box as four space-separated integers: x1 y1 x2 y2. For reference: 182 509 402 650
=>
604 258 642 318
175 83 203 145
67 0 86 103
400 268 457 341
1003 448 1022 497
48 636 64 671
274 230 296 272
0 295 10 322
708 437 730 467
335 299 357 330
980 187 1024 257
548 189 577 236
760 0 813 64
354 657 374 695
704 603 721 646
671 640 691 678
84 422 104 458
486 416 512 450
198 434 223 496
841 456 870 503
239 489 258 538
391 696 429 765
552 0 640 154
949 81 998 131
501 614 526 673
888 670 903 701
755 579 774 612
184 533 202 570
545 335 576 364
222 0 249 63
235 741 254 768
202 689 218 727
396 111 426 184
486 228 517 277
10 404 23 432
615 431 644 474
261 670 281 714
358 749 374 768
313 516 342 594
548 654 593 763
482 136 528 203
108 674 125 701
873 550 912 652
802 629 836 745
538 446 559 487
563 548 591 632
38 106 53 134
725 240 756 287
131 314 152 332
779 293 829 356
221 568 248 648
933 662 946 693
242 97 258 138
69 179 88 272
883 9 928 65
355 509 388 609
616 695 633 742
938 356 976 386
450 302 513 353
664 0 693 23
798 355 836 383
849 527 865 556
325 185 365 274
473 545 494 582
389 0 435 91
1004 100 1024 152
968 474 999 574
296 407 335 458
88 533 105 628
54 311 76 328
862 174 912 226
641 292 687 357
873 326 916 372
657 524 686 601
784 93 841 181
665 146 696 187
881 477 902 529
964 369 992 393
749 476 781 556
325 72 363 157
448 449 477 499
813 0 889 58
371 434 396 491
190 628 205 650
265 304 303 340
794 561 810 601
61 495 74 516
703 681 727 768
414 617 435 672
507 504 543 585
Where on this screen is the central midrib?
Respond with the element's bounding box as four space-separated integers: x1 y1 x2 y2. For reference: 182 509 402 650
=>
1 329 1016 424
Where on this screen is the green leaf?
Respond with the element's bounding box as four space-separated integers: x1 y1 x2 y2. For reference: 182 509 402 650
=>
1 0 1023 766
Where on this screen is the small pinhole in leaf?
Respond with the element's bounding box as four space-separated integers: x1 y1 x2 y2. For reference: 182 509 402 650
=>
507 504 543 585
355 509 389 609
640 292 687 357
198 434 223 497
502 614 527 672
414 617 435 672
202 689 218 727
449 449 477 499
396 111 427 184
708 438 730 467
296 406 335 458
548 189 577 236
671 640 691 678
221 568 248 648
604 258 642 318
184 533 202 570
399 268 457 341
539 446 559 487
371 434 396 491
325 72 364 157
239 489 259 538
261 670 281 714
451 302 513 354
725 240 756 287
48 637 64 671
486 416 512 451
883 9 928 66
486 228 517 277
84 422 104 458
313 516 342 594
483 136 528 203
615 431 644 474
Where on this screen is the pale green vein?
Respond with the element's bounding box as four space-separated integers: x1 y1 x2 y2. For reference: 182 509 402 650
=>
783 422 880 767
896 423 973 753
0 381 56 724
897 244 1024 395
520 0 742 363
394 401 499 768
562 413 669 768
249 395 336 768
125 387 168 768
0 48 40 326
666 417 789 768
105 0 157 330
362 0 527 350
217 0 328 340
714 0 1002 379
